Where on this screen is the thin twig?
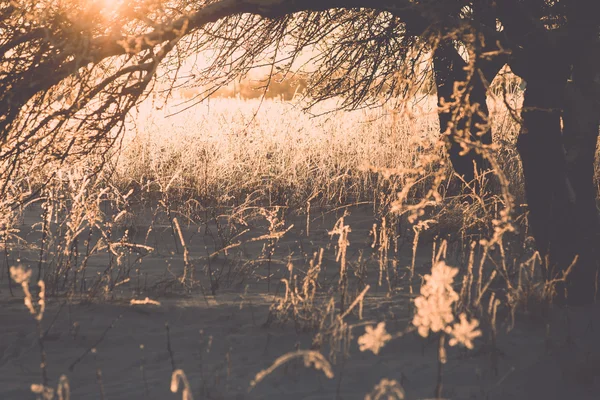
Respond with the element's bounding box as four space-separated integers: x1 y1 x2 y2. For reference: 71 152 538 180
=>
69 314 122 371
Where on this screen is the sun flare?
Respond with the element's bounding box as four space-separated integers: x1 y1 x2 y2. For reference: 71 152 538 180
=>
98 0 125 18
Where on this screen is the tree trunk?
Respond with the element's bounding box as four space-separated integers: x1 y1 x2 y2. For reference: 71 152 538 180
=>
516 49 600 305
559 76 600 305
433 41 499 183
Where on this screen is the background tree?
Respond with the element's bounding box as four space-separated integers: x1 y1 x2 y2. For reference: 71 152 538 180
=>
1 0 599 304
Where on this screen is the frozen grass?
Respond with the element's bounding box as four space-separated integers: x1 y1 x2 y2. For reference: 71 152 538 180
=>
2 94 600 399
109 94 534 211
115 97 445 207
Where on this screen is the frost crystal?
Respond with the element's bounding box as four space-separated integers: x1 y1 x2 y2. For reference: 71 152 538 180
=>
447 313 481 349
412 261 460 338
358 322 392 355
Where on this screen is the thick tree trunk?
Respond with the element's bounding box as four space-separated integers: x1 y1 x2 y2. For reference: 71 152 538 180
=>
516 50 600 305
433 41 499 183
559 82 600 305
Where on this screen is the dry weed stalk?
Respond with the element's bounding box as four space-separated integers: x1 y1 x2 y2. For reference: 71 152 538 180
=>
173 217 194 285
10 265 56 398
171 369 194 400
249 350 334 390
412 259 482 398
329 214 351 313
259 207 287 292
410 219 436 293
371 217 395 292
269 251 325 331
130 297 161 306
313 285 370 364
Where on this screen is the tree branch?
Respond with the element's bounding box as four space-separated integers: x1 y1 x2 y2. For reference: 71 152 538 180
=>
90 0 427 61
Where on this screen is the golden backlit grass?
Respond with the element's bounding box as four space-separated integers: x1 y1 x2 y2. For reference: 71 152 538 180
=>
106 93 534 213
115 97 443 206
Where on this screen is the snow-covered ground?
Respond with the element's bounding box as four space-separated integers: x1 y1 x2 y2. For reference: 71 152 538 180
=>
1 206 599 399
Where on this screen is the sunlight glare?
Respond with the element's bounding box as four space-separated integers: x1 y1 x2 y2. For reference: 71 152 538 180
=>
98 0 125 19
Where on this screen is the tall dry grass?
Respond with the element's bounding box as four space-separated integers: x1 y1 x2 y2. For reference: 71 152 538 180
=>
3 90 600 399
106 92 537 212
113 97 443 208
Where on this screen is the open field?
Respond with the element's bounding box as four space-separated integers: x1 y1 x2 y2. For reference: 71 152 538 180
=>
1 96 600 399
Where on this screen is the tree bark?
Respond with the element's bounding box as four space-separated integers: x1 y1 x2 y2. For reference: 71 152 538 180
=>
433 41 499 183
515 47 600 305
559 69 600 305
